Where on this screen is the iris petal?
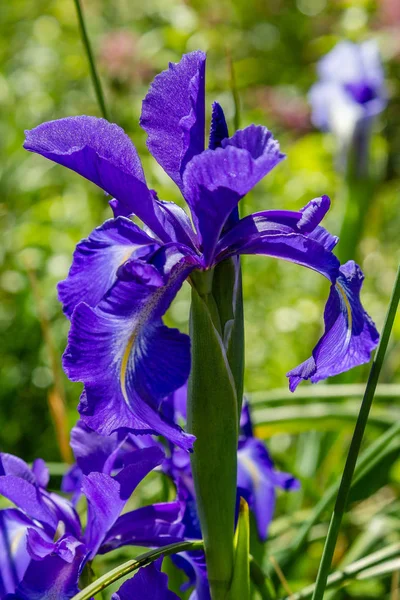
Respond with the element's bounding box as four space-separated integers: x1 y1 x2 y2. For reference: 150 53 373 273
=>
112 559 179 600
287 260 379 390
140 51 206 190
183 126 285 265
63 246 198 450
58 217 159 318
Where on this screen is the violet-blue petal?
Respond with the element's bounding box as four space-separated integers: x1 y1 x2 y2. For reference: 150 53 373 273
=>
237 437 299 541
317 41 384 90
112 559 179 600
208 102 240 231
31 460 49 489
0 509 32 597
64 246 198 450
23 116 173 240
155 198 199 249
83 447 163 558
100 502 184 553
0 477 57 534
9 537 84 600
208 102 228 150
218 228 340 282
140 51 206 190
239 402 254 439
287 260 379 390
183 126 284 264
68 421 121 476
309 41 386 134
25 529 77 564
58 217 159 317
173 552 210 600
0 455 37 485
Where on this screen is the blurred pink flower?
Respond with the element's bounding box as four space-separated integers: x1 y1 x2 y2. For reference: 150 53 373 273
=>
378 0 400 25
99 30 153 85
249 87 311 133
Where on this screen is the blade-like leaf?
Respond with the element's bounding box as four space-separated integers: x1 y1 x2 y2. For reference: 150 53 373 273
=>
71 540 203 600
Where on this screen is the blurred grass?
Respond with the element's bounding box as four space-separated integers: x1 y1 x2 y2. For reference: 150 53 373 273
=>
0 1 400 597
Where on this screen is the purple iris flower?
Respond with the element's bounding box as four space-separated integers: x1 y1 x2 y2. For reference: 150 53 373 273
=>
309 40 386 139
23 51 379 450
112 558 179 600
0 449 183 599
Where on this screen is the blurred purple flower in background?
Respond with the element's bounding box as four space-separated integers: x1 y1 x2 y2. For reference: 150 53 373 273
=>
309 40 386 139
309 40 387 176
23 51 379 452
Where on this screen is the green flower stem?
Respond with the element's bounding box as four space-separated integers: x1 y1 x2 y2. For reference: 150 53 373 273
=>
188 275 239 599
281 543 400 600
310 264 400 600
73 0 109 120
71 541 203 600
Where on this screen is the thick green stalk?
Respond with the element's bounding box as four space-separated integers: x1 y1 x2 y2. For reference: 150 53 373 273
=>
71 541 203 600
73 0 109 120
188 274 239 599
310 264 400 600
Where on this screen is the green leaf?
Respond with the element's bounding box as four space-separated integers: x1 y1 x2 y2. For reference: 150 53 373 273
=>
71 541 203 600
188 283 238 599
230 498 251 600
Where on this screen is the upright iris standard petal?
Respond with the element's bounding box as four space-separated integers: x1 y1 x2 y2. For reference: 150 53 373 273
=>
208 102 228 150
64 245 198 450
140 51 206 190
23 116 168 241
112 559 179 600
58 217 159 317
183 125 285 265
287 261 379 390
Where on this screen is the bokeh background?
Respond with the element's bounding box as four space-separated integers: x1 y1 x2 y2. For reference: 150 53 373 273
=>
0 0 399 597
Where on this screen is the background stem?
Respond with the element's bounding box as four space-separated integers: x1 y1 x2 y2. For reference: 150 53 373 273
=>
73 0 109 120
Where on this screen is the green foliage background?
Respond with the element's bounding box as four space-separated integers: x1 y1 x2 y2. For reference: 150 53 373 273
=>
0 0 399 597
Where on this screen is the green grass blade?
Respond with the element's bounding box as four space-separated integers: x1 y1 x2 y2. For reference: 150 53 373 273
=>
73 0 109 120
250 383 400 407
273 418 400 570
252 402 396 437
71 541 203 600
310 264 400 600
281 543 400 600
